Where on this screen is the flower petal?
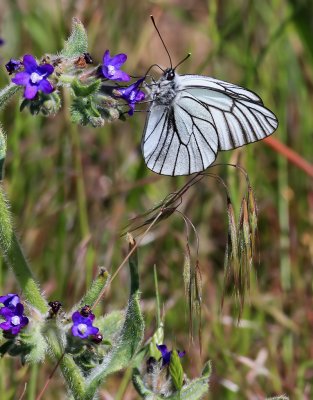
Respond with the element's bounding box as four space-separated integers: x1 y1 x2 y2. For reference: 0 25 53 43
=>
87 326 99 336
110 53 127 69
20 316 29 327
0 294 20 307
135 90 145 102
127 103 135 116
24 84 38 99
157 344 171 365
178 350 186 358
11 325 22 335
72 311 83 323
0 307 14 318
103 50 111 65
38 79 54 94
0 321 11 330
71 324 82 338
23 54 38 73
113 70 130 82
157 344 168 357
12 72 30 86
37 63 54 77
15 303 24 316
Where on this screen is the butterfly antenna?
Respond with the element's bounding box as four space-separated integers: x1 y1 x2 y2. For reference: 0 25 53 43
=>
174 53 191 70
150 15 173 69
144 63 165 77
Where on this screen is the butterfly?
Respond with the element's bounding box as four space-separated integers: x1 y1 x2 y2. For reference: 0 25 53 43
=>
141 19 278 176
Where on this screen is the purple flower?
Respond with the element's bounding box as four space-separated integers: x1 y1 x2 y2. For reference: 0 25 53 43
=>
102 50 130 82
12 54 54 100
0 38 4 46
5 58 21 74
115 77 145 115
0 303 29 335
0 293 20 309
71 311 99 339
157 344 185 367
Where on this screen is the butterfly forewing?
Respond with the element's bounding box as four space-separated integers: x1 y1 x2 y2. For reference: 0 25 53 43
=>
142 74 278 176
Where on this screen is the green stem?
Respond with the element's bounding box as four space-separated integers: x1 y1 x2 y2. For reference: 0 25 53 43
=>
44 327 86 400
27 364 38 400
154 264 161 327
0 186 48 313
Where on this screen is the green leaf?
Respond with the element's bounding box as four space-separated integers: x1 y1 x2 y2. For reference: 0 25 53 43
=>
149 324 164 360
0 83 21 111
71 79 102 97
132 361 211 400
174 361 211 400
60 17 88 58
79 268 110 308
95 310 124 341
169 350 184 391
21 323 48 363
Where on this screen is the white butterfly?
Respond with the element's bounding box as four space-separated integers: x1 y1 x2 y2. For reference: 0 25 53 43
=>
142 69 278 176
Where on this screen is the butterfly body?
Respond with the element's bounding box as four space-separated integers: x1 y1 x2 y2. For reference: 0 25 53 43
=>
142 69 278 176
150 68 180 106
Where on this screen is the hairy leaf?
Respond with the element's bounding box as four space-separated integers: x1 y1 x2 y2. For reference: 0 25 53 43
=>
169 350 184 391
60 18 88 58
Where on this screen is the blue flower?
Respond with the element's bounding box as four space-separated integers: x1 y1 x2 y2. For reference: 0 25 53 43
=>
12 54 54 100
114 77 145 115
157 344 185 367
102 50 130 82
0 303 29 335
71 311 99 339
5 58 21 75
0 38 4 46
0 293 20 310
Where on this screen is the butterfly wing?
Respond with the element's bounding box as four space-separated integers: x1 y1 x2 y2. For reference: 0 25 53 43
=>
142 74 278 176
142 100 218 175
179 75 278 150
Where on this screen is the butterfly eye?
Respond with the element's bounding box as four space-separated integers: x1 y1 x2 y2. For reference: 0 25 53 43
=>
164 69 175 81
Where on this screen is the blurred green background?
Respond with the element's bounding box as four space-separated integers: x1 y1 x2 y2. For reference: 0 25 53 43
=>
0 0 312 399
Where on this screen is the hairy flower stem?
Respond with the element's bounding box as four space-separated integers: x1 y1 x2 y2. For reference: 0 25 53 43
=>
0 186 48 313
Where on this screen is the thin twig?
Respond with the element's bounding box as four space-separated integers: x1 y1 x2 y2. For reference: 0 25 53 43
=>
92 211 163 309
36 352 65 400
264 136 313 178
18 383 27 400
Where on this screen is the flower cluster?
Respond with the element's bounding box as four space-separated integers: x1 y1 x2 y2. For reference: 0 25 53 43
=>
0 294 29 335
101 50 145 115
6 48 145 117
